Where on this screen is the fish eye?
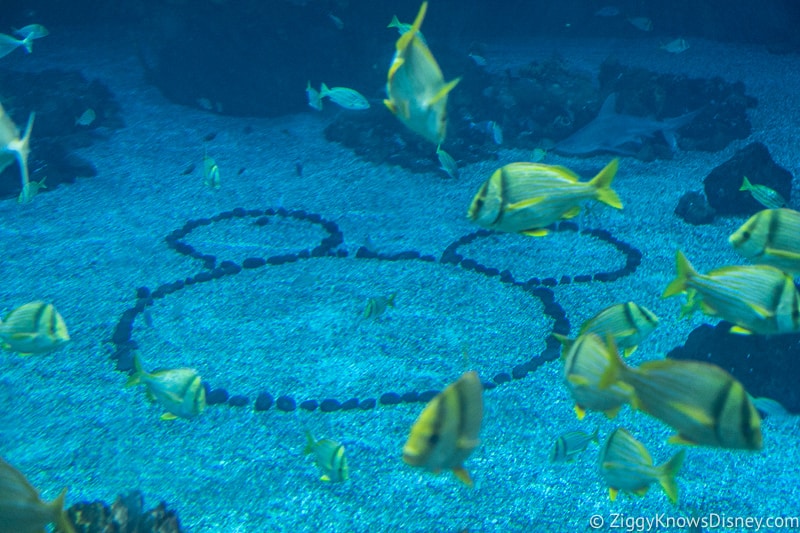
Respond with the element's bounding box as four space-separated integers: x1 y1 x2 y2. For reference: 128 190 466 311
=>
740 231 751 241
428 434 440 445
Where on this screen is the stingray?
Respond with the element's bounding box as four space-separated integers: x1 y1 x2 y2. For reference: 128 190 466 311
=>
554 93 699 157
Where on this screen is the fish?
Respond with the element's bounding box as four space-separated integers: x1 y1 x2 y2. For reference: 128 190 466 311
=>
125 352 206 420
751 396 793 421
559 333 635 420
530 147 547 162
595 6 621 17
306 81 323 111
660 38 690 54
0 301 70 355
739 176 787 209
490 120 503 145
468 52 487 66
559 302 659 357
0 33 33 59
387 14 427 44
363 293 396 320
319 83 370 110
729 208 800 275
304 431 349 482
602 356 763 451
384 2 461 145
13 24 50 41
402 371 483 486
203 153 220 189
662 250 800 335
600 427 684 503
17 177 46 204
0 456 76 533
436 144 458 179
0 102 35 203
627 17 653 31
328 13 344 30
550 427 599 462
75 108 96 126
467 158 622 237
554 93 699 157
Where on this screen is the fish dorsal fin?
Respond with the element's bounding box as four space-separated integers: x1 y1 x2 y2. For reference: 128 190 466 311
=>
426 77 461 108
550 165 581 182
396 1 427 54
598 93 618 116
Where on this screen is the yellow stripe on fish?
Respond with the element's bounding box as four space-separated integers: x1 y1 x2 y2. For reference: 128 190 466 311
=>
662 250 800 335
729 208 800 275
467 159 622 236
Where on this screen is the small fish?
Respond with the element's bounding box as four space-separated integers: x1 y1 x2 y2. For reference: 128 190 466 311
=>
17 176 46 204
739 176 787 209
328 13 344 30
387 14 427 44
304 431 349 482
600 427 684 503
196 97 213 111
203 153 220 189
595 6 621 17
660 38 690 54
467 158 622 236
560 302 659 357
558 333 634 420
730 208 800 275
0 102 35 203
468 52 487 66
125 352 206 420
530 148 547 162
662 250 800 335
489 121 503 145
0 33 33 59
0 456 76 533
75 108 96 126
436 144 458 179
363 293 396 320
13 24 49 41
0 301 70 355
550 428 599 462
627 16 653 31
306 81 323 111
402 371 483 486
602 355 763 451
319 83 370 110
384 2 461 144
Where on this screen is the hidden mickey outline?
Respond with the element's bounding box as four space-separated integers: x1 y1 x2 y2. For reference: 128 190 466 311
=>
109 207 642 414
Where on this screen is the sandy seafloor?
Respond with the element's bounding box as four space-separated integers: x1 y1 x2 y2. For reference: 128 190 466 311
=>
1 25 799 533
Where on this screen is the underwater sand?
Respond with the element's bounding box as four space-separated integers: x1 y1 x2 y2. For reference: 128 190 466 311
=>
1 29 799 533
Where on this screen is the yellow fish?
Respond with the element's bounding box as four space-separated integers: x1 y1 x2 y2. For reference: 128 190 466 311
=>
304 431 349 482
560 302 659 357
402 371 483 486
384 2 460 144
729 208 800 275
600 428 684 504
550 427 599 462
125 352 206 420
363 293 396 320
602 355 762 451
203 152 220 190
467 159 622 236
739 176 786 209
0 102 35 204
0 301 70 355
0 455 76 533
662 250 800 335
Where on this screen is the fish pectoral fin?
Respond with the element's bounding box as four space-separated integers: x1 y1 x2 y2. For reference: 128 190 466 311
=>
561 206 582 219
425 77 461 107
668 401 714 426
764 247 800 260
622 346 637 357
320 475 331 482
604 405 622 419
452 466 474 487
160 412 178 421
506 197 545 211
729 325 754 335
573 404 587 420
632 486 650 497
746 302 774 319
608 487 619 501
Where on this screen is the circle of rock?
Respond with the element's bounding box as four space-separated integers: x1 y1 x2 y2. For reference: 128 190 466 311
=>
110 209 642 415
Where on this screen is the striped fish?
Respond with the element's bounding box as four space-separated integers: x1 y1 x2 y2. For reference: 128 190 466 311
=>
550 427 599 462
467 159 622 236
436 144 458 179
662 250 800 335
304 431 349 482
402 371 483 486
729 208 800 275
739 176 787 209
319 83 370 110
0 456 76 533
560 302 658 357
600 427 685 503
0 301 70 355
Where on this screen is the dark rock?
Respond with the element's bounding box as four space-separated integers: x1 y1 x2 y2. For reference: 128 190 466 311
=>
192 271 213 283
418 390 440 402
319 399 341 412
299 400 318 411
493 372 512 384
704 142 793 215
340 398 359 411
541 277 558 287
276 395 296 412
359 398 377 410
574 274 593 283
254 216 271 226
482 381 497 390
136 287 151 299
511 365 528 379
379 392 402 405
232 207 247 217
242 257 267 269
267 254 298 265
255 392 273 411
674 191 717 225
400 391 419 403
206 388 229 405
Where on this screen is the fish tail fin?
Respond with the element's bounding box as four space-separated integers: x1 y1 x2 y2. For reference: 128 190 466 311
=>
21 33 34 54
396 1 427 52
387 293 397 307
662 250 696 298
658 449 686 504
739 176 752 192
551 333 574 358
50 487 76 533
388 15 400 28
125 352 146 387
319 83 330 98
589 158 622 209
304 430 316 455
